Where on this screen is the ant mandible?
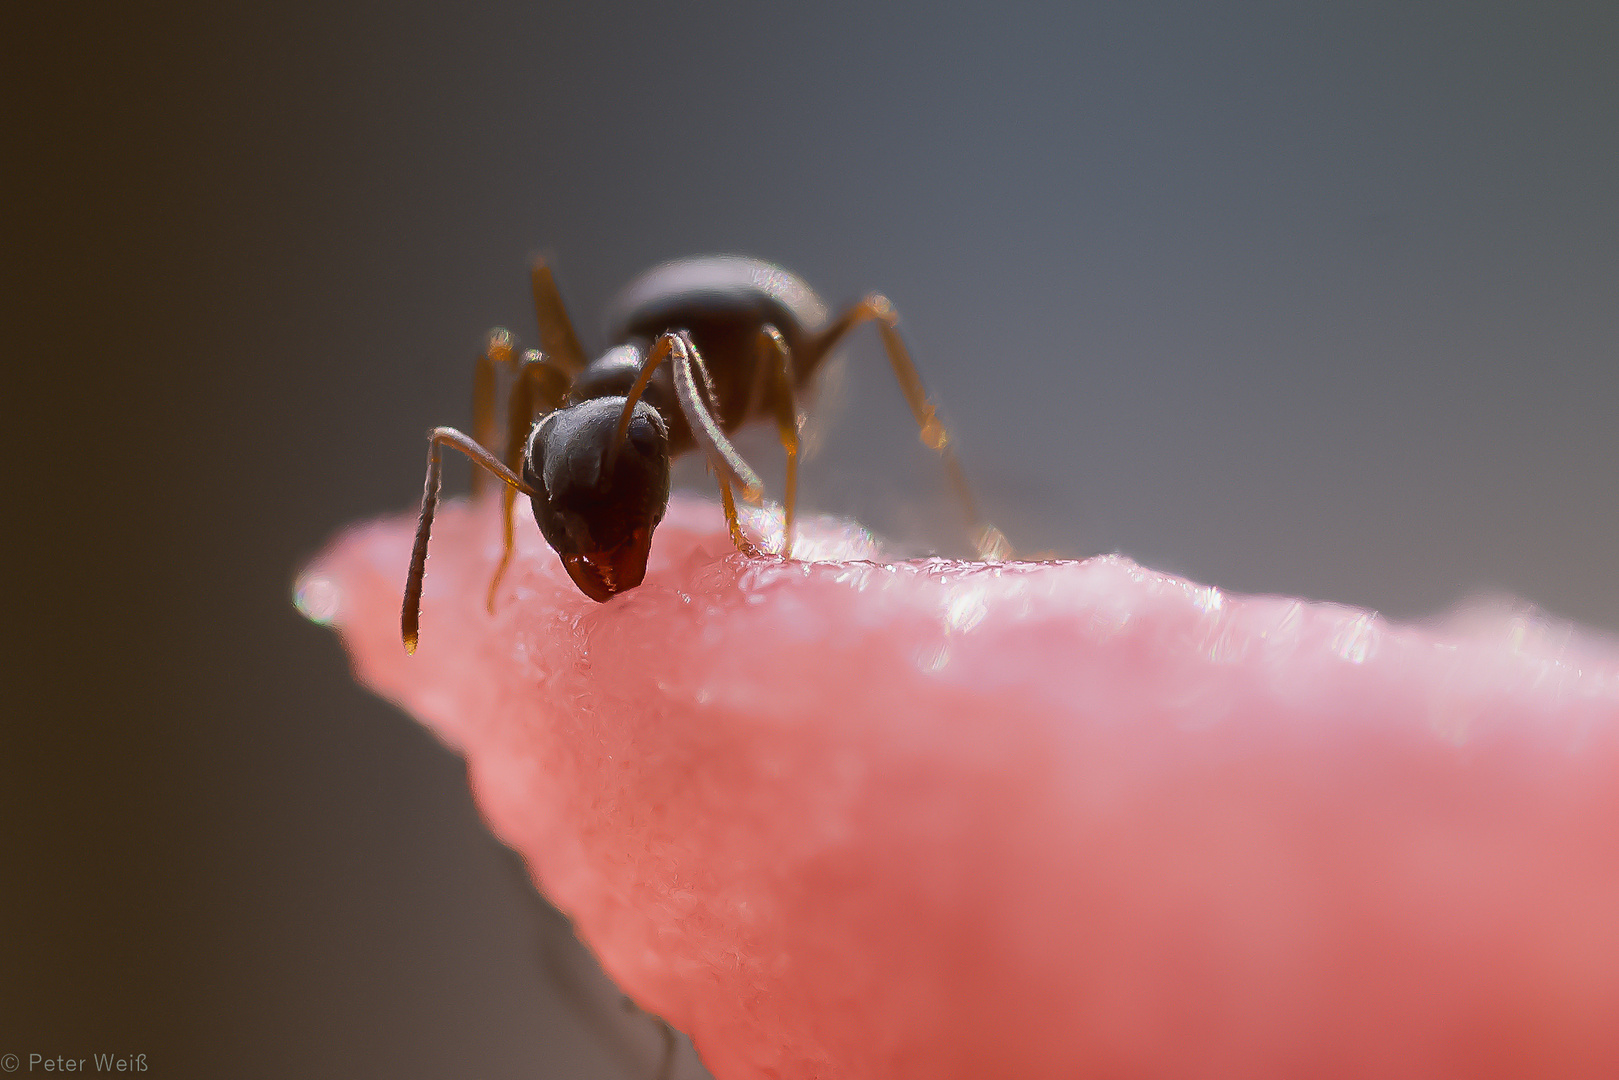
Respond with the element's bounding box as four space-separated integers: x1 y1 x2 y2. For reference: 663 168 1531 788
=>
402 255 1009 652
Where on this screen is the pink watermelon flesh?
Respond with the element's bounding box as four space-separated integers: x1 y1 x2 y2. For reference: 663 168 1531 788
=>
298 495 1619 1079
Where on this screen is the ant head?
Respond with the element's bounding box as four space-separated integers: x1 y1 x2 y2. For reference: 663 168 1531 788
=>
523 396 671 602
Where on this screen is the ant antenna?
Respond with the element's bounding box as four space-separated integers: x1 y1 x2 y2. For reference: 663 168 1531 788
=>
606 332 762 500
403 427 539 653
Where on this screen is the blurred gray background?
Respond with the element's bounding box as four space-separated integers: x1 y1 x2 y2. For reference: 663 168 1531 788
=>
8 2 1616 1077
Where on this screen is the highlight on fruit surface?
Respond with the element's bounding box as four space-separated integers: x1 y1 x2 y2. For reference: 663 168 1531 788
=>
298 494 1619 1080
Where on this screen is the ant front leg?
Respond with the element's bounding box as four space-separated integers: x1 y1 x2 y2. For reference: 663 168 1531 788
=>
814 295 1012 560
667 332 765 557
714 475 761 558
613 331 767 557
613 332 762 502
751 326 800 558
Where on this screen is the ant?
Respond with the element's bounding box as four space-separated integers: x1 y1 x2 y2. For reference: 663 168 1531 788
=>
402 255 1009 652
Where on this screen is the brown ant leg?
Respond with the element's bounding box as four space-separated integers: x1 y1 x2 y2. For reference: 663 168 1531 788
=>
674 331 765 504
670 332 768 556
471 329 517 500
529 257 588 377
613 333 764 503
671 331 766 496
813 295 1012 559
715 474 762 558
403 427 539 654
489 351 571 613
754 326 800 558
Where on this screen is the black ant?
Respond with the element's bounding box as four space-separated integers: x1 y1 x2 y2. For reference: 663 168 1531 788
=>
402 255 1009 652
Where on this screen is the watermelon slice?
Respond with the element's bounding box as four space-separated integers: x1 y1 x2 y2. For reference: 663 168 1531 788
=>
298 495 1619 1079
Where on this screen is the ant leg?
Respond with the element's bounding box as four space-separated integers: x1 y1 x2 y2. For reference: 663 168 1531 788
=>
612 330 765 555
814 295 1012 559
403 427 539 654
529 258 588 377
471 329 518 499
673 331 766 557
489 351 571 613
612 333 763 503
716 473 762 558
669 331 764 505
755 326 800 559
474 257 587 496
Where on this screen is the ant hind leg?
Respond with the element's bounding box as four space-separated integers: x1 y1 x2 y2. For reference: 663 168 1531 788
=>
813 295 1012 559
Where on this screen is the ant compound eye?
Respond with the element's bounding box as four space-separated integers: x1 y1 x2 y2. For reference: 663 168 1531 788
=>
626 414 663 458
527 398 671 559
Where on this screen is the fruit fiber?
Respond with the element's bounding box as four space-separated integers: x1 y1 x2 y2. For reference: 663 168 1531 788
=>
298 495 1619 1079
